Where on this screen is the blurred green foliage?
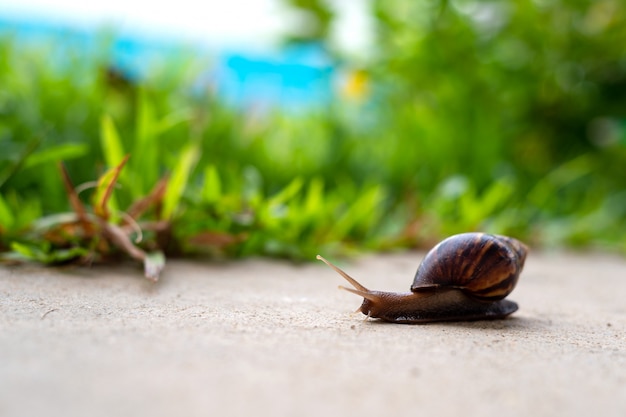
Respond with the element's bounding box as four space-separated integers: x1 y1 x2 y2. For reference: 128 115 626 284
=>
1 0 626 268
287 0 626 249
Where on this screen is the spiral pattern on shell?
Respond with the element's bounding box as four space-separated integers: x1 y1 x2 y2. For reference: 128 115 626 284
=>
410 233 528 301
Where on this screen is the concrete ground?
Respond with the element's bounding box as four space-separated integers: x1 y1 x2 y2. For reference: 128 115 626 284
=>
1 251 625 417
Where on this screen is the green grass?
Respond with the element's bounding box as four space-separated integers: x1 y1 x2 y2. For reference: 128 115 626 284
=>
1 0 626 278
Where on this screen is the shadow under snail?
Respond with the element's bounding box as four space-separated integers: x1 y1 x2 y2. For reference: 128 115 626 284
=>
317 232 528 323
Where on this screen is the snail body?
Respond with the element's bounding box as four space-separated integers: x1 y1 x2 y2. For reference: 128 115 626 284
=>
317 233 528 324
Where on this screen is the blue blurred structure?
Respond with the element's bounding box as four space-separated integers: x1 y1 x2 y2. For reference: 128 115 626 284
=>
218 46 334 110
0 15 335 110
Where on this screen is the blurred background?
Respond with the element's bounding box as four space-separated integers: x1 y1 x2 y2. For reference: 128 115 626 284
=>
1 0 625 264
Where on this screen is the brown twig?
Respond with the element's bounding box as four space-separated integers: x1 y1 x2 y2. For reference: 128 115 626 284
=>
41 308 58 320
94 154 130 220
126 175 169 220
58 162 95 236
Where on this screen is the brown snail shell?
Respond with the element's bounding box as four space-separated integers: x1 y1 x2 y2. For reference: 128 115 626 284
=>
411 233 527 301
317 232 528 324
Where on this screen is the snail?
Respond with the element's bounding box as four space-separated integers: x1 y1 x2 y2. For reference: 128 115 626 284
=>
317 232 528 323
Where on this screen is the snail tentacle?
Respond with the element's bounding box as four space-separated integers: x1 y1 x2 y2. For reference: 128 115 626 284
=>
337 285 380 302
316 255 369 292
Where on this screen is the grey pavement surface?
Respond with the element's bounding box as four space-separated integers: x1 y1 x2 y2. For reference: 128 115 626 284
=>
1 251 625 417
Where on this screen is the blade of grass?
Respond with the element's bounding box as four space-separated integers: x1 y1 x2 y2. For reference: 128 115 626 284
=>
24 143 89 169
267 177 304 208
162 144 200 219
134 90 159 195
92 154 130 220
10 241 88 264
304 177 324 217
202 165 222 203
331 184 384 241
0 194 15 231
100 115 126 172
0 138 39 189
